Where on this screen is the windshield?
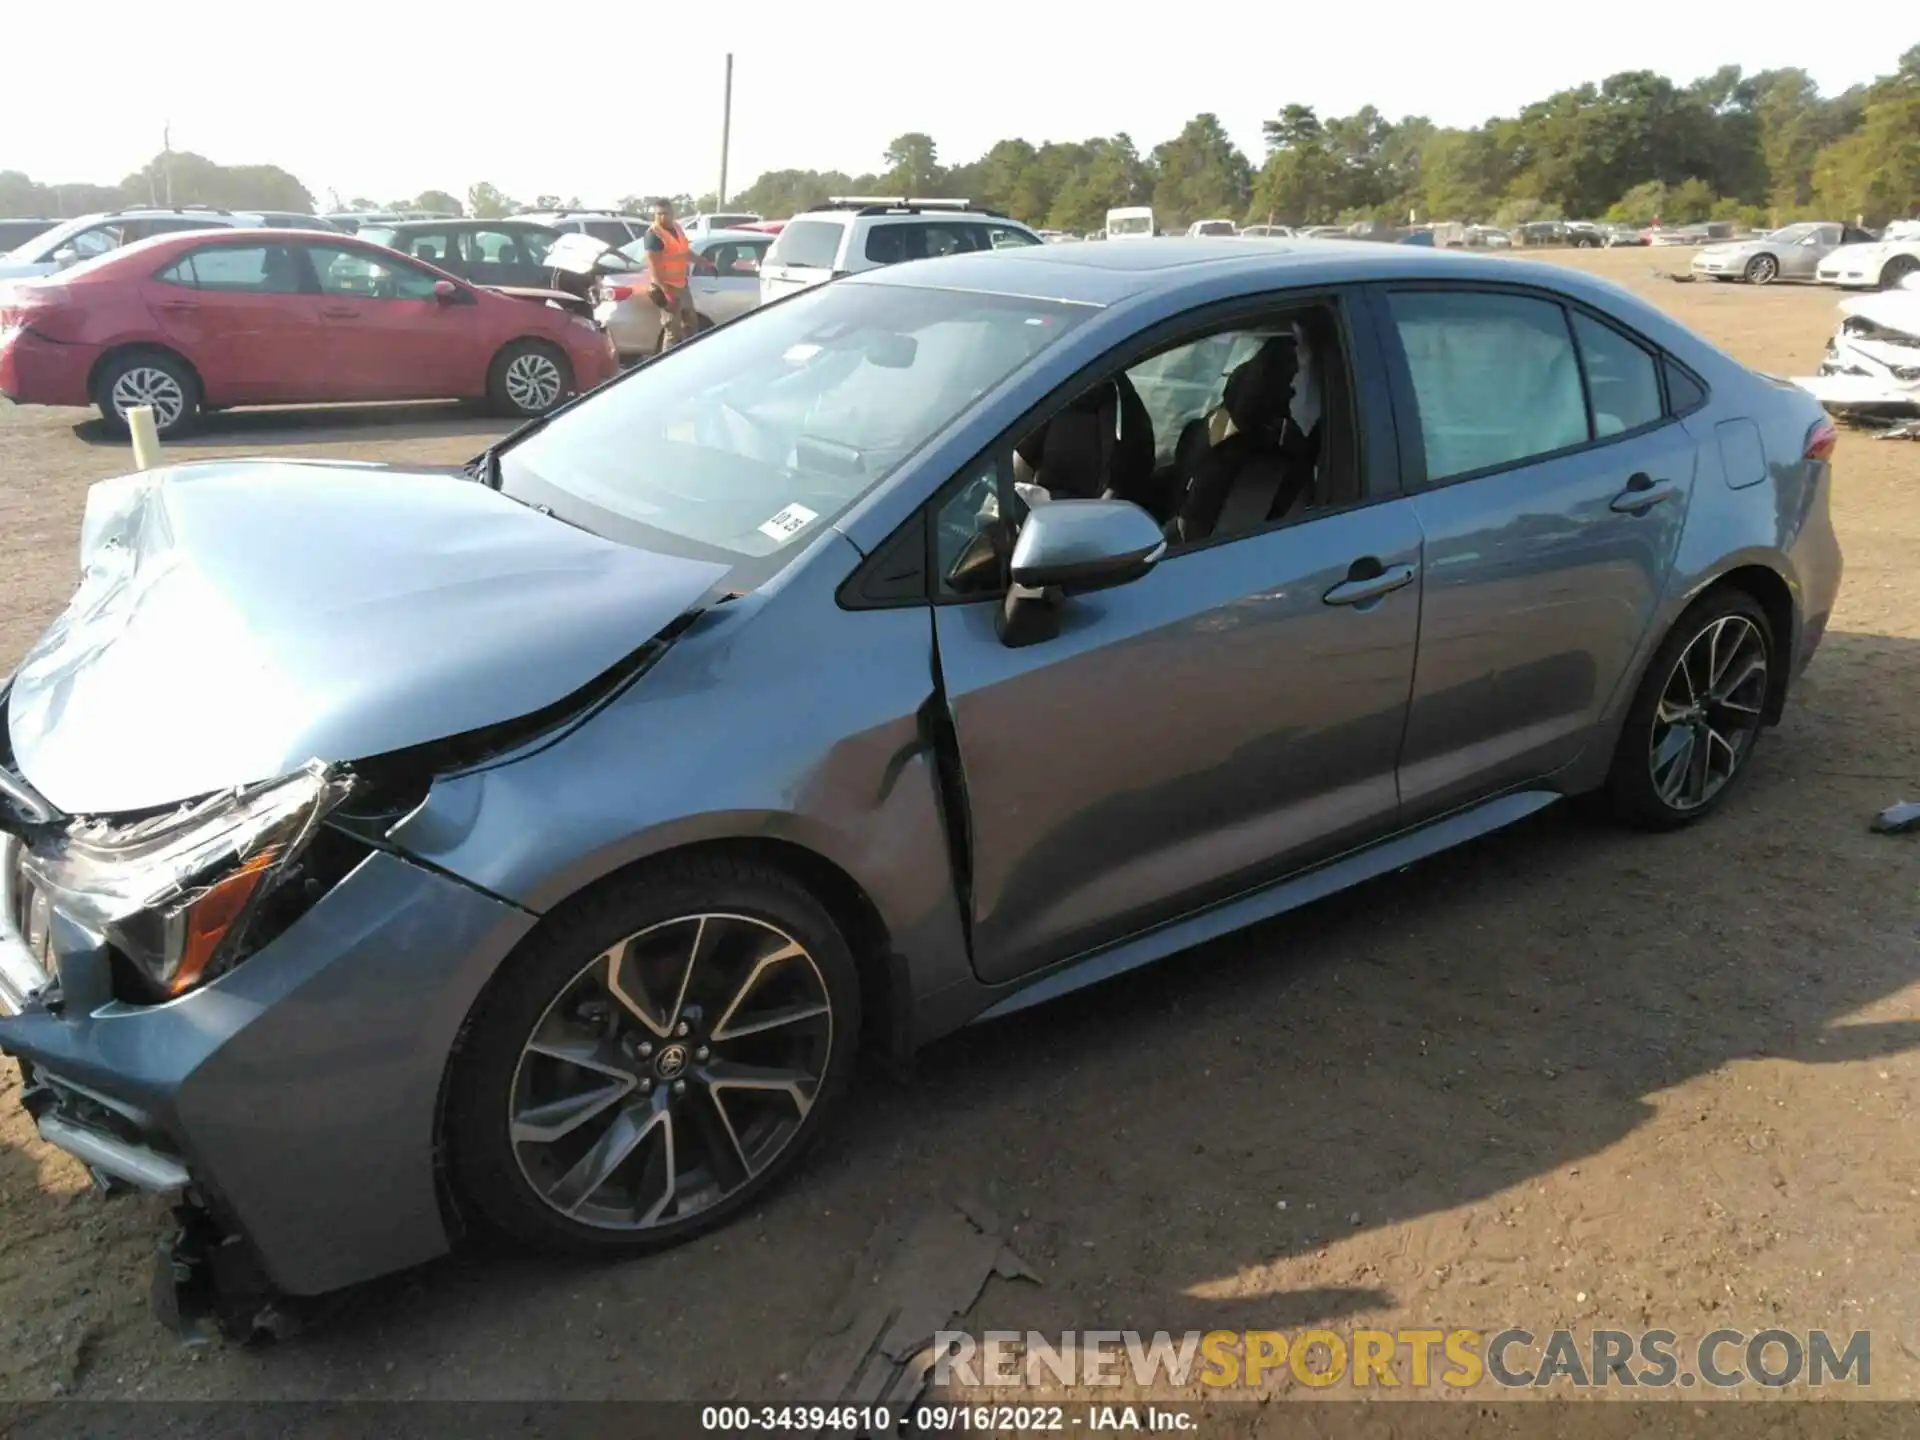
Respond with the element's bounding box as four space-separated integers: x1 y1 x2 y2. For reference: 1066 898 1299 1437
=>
496 280 1091 571
1765 223 1818 243
1109 215 1153 236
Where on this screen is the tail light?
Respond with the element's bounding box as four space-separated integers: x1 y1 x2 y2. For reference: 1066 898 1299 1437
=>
604 285 635 302
1804 416 1838 461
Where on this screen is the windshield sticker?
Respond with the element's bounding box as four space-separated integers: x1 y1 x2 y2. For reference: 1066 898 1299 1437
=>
758 503 819 543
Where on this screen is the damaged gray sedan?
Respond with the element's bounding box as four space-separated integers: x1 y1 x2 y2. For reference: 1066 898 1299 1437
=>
0 239 1842 1337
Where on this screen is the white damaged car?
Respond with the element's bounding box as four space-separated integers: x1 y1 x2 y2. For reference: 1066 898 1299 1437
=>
1793 272 1920 416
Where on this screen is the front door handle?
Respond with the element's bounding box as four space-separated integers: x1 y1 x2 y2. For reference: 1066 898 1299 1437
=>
1610 472 1679 513
154 300 200 312
320 306 360 320
1323 561 1418 607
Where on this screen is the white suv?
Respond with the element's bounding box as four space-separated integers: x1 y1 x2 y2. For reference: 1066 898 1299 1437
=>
0 208 281 280
759 199 1042 303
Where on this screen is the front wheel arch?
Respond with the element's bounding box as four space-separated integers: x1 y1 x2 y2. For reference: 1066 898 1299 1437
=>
436 836 906 1158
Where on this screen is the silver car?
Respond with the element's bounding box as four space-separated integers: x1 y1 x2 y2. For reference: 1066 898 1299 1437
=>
1690 221 1877 285
0 240 1842 1337
550 228 772 360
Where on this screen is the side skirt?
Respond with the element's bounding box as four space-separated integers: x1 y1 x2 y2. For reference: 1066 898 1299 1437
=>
971 789 1561 1023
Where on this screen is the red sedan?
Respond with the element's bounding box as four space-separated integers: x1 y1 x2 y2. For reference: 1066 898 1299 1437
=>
0 228 619 436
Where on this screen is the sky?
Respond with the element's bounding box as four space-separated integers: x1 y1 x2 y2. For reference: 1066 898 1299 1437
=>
5 2 1910 208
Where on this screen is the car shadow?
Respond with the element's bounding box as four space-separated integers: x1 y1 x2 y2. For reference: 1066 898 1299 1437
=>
2 628 1914 1402
68 402 507 450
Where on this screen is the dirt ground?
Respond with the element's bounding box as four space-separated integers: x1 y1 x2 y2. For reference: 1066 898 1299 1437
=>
0 247 1916 1406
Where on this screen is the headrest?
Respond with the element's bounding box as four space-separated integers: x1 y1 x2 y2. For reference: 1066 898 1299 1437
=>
1035 406 1110 499
1221 337 1298 438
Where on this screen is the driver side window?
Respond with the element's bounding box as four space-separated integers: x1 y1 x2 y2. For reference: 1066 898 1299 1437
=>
932 298 1360 599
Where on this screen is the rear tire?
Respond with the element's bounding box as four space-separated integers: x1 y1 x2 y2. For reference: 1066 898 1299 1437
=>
1600 589 1775 831
445 854 862 1255
93 349 201 438
486 340 572 418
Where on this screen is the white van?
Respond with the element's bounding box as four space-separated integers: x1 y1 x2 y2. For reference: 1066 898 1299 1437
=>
1106 206 1156 241
1186 218 1237 238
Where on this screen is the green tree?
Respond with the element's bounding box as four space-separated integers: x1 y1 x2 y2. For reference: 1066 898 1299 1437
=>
467 182 517 218
117 151 314 212
414 189 463 215
1250 105 1340 225
1811 46 1920 224
882 133 942 194
1150 113 1252 228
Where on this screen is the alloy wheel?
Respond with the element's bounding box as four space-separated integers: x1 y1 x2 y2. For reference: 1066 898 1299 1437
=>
109 366 186 429
1747 255 1777 284
507 913 833 1231
503 352 564 412
1647 614 1768 812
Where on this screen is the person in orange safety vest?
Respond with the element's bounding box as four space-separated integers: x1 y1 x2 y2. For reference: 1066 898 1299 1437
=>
642 198 701 352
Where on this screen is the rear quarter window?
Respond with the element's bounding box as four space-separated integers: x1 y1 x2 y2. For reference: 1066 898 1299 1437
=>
768 219 846 271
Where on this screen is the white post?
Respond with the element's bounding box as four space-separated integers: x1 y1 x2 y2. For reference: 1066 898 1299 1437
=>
127 406 162 471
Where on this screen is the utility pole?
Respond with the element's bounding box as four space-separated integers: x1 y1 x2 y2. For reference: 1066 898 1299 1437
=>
717 53 734 206
162 123 174 208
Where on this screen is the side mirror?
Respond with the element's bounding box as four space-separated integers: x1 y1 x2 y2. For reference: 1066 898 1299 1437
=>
997 499 1166 648
432 279 460 301
52 247 78 268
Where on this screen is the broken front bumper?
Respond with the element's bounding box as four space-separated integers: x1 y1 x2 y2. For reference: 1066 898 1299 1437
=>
0 833 537 1301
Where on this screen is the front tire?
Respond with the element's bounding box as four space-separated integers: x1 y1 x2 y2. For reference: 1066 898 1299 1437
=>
94 350 201 438
1744 254 1778 285
445 855 862 1254
1882 255 1918 291
1601 590 1774 831
487 340 572 418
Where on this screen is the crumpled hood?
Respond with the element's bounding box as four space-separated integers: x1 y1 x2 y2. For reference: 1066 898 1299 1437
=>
6 460 729 815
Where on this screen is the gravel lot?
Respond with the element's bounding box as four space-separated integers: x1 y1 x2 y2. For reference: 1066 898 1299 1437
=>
1 247 1916 1404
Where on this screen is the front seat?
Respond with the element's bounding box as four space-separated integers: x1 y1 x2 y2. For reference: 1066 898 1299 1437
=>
1011 372 1156 503
1168 337 1316 544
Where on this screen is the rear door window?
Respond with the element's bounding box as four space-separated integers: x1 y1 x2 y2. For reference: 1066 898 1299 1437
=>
156 244 303 292
399 230 457 265
1385 290 1589 481
1567 311 1663 436
768 219 846 270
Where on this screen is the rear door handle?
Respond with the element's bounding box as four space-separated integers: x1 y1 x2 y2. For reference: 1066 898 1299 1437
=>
1323 561 1418 607
1610 472 1679 512
154 300 200 312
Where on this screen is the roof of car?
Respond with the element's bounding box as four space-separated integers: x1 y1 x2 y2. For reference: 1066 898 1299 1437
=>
366 218 556 233
695 227 774 246
847 236 1637 309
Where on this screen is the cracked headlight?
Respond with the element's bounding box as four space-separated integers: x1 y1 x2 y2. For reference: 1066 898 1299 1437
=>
19 761 353 999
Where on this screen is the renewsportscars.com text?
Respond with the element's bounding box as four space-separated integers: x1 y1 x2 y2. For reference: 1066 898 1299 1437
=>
932 1327 1871 1390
